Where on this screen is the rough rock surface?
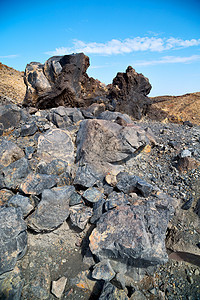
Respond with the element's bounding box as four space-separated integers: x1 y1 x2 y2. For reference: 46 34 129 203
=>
37 129 74 166
0 139 24 167
23 53 107 109
76 119 151 179
0 207 27 275
89 203 170 268
108 66 152 119
27 186 75 232
0 66 200 299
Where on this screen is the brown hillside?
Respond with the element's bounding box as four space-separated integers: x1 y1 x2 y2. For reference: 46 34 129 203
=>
148 92 200 125
0 62 26 104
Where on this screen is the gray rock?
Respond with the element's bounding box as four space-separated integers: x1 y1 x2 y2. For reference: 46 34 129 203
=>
81 103 105 119
8 194 34 217
136 178 154 197
97 111 132 123
130 290 147 300
90 198 105 224
0 139 24 167
20 122 38 136
74 164 103 188
116 172 139 194
69 192 83 206
20 172 57 195
0 266 25 300
116 172 154 197
0 207 27 275
69 204 93 230
89 203 170 271
37 129 74 166
24 146 35 159
99 281 129 300
104 191 129 211
76 119 149 178
27 186 75 232
92 260 115 281
83 187 103 203
0 104 21 130
37 159 69 175
51 276 67 298
2 158 29 190
48 106 84 128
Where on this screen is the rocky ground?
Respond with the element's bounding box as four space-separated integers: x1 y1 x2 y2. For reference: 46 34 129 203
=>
0 59 200 299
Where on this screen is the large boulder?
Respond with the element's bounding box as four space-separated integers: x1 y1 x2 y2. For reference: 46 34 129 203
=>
75 119 151 184
108 66 152 119
23 53 106 108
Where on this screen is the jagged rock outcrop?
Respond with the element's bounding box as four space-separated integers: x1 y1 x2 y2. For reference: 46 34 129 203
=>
108 66 152 119
23 53 152 119
23 53 107 109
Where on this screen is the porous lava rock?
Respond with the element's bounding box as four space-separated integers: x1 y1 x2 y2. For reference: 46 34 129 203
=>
108 66 152 119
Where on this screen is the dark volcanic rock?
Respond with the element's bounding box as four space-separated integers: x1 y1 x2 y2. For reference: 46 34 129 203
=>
23 53 107 109
47 106 84 128
99 281 128 300
83 187 103 204
0 266 25 300
20 122 38 136
116 172 154 197
74 163 103 188
69 204 93 230
27 186 75 232
108 66 152 119
8 194 34 217
104 191 129 211
92 260 115 281
20 172 58 195
37 129 74 166
0 139 24 167
0 207 27 275
76 119 150 179
2 158 29 190
0 104 21 130
89 203 170 270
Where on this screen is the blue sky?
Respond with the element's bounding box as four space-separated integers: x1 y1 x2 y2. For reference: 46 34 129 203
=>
0 0 200 96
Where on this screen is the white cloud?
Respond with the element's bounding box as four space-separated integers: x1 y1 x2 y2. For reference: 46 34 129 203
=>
46 37 200 56
134 55 200 66
0 54 19 58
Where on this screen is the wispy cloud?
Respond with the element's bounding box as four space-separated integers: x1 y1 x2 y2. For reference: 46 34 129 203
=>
46 37 200 56
134 55 200 66
0 54 19 58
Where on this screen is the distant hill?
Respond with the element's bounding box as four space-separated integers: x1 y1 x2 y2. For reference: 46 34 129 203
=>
0 62 26 104
148 92 200 125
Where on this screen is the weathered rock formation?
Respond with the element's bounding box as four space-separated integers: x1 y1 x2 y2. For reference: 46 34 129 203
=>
108 66 152 119
23 53 107 109
23 53 152 119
